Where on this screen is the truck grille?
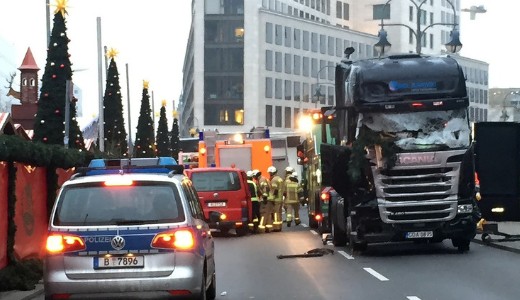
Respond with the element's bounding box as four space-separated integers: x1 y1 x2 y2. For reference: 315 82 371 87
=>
371 150 464 224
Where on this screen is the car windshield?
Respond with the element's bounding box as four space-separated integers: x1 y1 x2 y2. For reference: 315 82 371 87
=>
191 171 241 192
360 108 471 151
54 182 185 226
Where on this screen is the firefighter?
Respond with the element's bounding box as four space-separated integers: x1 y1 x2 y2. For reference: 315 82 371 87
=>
282 166 295 220
255 169 270 233
268 166 284 232
246 171 261 233
283 172 302 226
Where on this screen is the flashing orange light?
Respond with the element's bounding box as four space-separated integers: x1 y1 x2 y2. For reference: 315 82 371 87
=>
312 112 322 120
315 214 322 221
200 147 207 155
104 177 133 186
220 214 227 221
264 145 270 153
46 234 86 254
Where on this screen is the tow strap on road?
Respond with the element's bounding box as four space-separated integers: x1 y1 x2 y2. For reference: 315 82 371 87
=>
277 248 334 259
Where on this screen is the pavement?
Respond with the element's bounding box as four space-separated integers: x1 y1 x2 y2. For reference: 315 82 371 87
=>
1 221 520 300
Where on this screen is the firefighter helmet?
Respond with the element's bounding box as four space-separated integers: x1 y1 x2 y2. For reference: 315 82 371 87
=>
252 169 261 177
246 170 254 178
267 166 277 174
285 166 295 174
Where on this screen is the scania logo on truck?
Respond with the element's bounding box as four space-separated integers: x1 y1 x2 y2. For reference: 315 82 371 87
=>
397 153 436 165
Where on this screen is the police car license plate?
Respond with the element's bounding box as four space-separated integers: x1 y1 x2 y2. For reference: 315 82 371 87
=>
96 255 144 268
208 202 226 207
405 231 434 239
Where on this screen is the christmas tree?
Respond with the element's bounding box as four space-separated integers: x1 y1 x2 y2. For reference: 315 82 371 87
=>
155 100 170 157
102 48 128 157
170 117 180 162
33 0 85 150
134 81 155 157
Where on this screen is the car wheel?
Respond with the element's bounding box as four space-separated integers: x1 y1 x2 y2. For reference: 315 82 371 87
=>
236 225 248 237
206 273 216 300
452 238 470 253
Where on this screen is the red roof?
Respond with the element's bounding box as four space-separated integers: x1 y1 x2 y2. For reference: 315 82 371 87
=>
18 47 39 71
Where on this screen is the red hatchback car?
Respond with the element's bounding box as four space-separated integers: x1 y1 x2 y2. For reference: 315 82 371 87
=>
185 167 252 236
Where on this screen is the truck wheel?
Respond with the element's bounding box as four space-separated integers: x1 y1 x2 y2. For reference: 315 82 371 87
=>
451 238 470 252
332 220 347 246
347 216 367 252
308 212 319 228
235 226 248 237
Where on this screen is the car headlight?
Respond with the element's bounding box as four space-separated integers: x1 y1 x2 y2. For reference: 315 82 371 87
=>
457 204 473 214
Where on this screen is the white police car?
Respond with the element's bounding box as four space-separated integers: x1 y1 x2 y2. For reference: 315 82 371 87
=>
43 157 221 299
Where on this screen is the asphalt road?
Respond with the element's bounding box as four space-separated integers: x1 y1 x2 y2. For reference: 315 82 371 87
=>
29 207 520 300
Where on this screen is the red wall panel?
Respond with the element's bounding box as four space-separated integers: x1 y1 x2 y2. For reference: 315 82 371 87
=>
13 164 47 260
0 162 8 268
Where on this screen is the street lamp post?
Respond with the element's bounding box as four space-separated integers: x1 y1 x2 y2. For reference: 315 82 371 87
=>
313 65 336 108
375 0 462 56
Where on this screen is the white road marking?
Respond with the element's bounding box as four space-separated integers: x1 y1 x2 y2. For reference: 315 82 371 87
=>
301 223 308 227
363 268 389 281
407 297 421 300
338 250 354 259
310 230 318 235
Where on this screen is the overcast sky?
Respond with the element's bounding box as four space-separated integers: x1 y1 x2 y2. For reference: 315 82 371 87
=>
0 0 518 127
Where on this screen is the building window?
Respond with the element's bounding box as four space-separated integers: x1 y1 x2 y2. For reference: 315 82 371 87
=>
311 58 318 78
294 28 301 49
302 30 310 50
373 4 390 20
343 3 349 20
429 33 433 49
266 77 273 98
328 86 334 105
420 9 427 25
327 36 335 56
22 78 27 86
319 60 326 79
336 1 342 18
285 107 292 128
409 29 414 44
285 53 292 74
336 37 342 56
275 52 282 72
275 106 282 127
275 79 283 99
311 32 318 52
285 80 292 100
266 22 273 43
409 6 413 22
430 12 434 25
293 107 300 128
275 24 283 45
293 55 301 75
303 57 309 77
30 78 35 86
294 81 301 101
285 26 292 47
303 82 309 102
266 105 273 126
266 50 273 71
320 34 326 54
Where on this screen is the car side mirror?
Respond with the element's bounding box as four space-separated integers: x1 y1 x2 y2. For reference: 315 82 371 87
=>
208 211 224 223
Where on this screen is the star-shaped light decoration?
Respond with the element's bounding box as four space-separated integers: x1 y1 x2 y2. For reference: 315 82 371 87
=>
143 80 150 89
162 99 167 107
53 0 69 16
106 47 119 59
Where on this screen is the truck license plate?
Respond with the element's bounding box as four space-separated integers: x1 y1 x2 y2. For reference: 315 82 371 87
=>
208 202 226 207
405 231 433 239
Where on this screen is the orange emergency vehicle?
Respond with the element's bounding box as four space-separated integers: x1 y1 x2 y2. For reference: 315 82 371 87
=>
197 129 273 175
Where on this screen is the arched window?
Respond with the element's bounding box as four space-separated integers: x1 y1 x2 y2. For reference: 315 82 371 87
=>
30 78 35 86
22 78 27 86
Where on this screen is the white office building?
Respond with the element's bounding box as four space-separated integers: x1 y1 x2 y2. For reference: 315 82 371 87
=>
178 0 489 136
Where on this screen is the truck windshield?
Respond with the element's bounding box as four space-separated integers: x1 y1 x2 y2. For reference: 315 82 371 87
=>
360 108 470 151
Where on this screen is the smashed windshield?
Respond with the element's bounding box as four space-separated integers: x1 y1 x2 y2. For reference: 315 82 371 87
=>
360 108 470 150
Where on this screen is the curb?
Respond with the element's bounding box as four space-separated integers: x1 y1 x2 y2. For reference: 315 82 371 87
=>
472 237 520 255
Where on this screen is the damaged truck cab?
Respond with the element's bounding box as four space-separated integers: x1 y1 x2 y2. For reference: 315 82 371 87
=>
322 52 480 252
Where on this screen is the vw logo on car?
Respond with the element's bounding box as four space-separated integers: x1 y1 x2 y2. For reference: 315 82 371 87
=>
111 235 125 250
